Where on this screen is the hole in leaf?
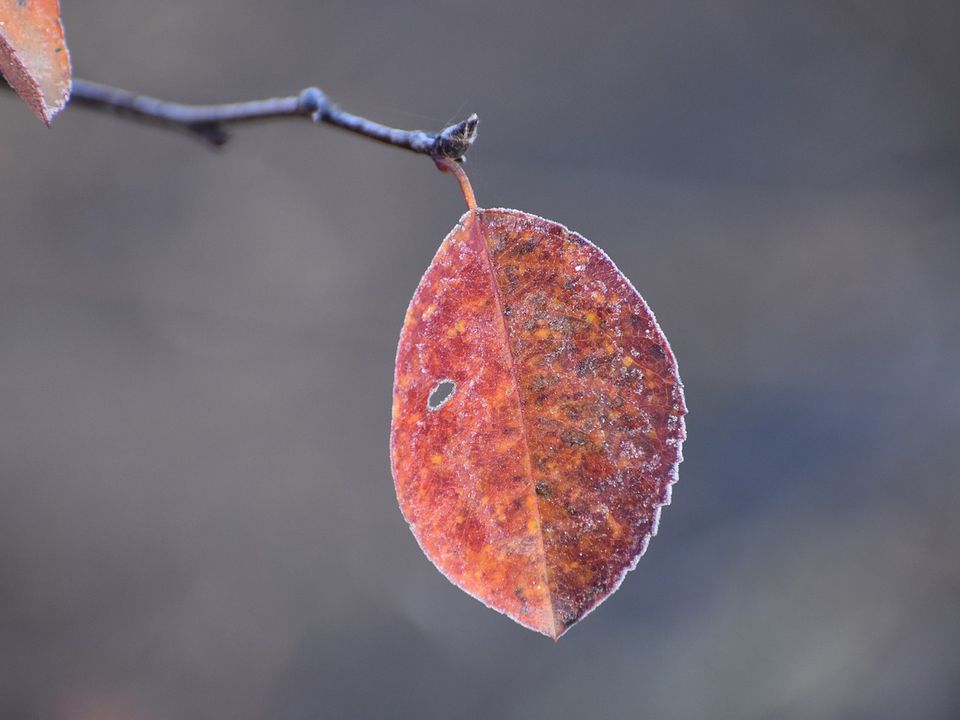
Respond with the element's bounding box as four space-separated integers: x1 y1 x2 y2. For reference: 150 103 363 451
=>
427 380 456 411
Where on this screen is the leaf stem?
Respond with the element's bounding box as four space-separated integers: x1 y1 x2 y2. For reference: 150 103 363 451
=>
1 75 479 162
435 157 478 212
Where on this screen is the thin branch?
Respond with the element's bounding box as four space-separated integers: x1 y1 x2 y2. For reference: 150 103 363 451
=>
2 76 479 160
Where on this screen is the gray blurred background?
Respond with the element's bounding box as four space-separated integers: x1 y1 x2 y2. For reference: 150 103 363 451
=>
2 2 958 718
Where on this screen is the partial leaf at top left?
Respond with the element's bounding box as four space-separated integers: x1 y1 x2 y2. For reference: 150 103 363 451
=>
0 0 71 125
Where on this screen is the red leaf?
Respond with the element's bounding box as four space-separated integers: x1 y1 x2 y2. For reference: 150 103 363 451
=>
391 206 686 639
0 0 71 125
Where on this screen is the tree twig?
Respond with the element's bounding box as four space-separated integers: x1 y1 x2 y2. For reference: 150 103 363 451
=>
1 76 479 160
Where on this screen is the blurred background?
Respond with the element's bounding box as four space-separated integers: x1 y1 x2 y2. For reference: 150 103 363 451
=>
2 1 958 718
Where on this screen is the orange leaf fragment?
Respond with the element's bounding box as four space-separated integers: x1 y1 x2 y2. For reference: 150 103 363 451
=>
391 206 686 639
0 0 71 124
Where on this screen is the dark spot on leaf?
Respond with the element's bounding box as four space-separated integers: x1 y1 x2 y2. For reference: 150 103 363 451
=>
561 429 589 447
534 482 551 498
530 375 555 392
515 239 538 255
577 356 598 377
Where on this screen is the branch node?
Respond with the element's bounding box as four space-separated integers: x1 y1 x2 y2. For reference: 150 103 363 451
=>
298 87 328 118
